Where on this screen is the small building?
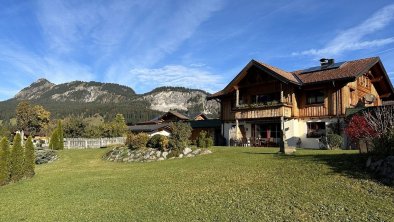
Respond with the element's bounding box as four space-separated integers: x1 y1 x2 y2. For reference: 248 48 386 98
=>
208 57 394 149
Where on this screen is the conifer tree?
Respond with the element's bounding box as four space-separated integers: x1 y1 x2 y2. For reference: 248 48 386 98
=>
23 136 35 178
49 129 58 150
10 133 24 181
58 120 64 150
0 137 10 185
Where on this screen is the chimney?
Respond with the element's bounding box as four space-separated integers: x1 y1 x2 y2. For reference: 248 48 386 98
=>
320 58 335 67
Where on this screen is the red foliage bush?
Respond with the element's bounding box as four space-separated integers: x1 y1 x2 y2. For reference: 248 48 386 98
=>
345 115 378 141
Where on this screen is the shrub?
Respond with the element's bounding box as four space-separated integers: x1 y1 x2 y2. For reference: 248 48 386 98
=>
0 137 10 186
58 120 64 150
126 133 149 150
327 134 343 150
371 129 394 155
147 134 170 151
10 133 24 181
196 130 214 148
168 122 192 152
23 136 35 178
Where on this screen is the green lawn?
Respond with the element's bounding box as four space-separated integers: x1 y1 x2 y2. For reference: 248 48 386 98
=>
0 147 393 221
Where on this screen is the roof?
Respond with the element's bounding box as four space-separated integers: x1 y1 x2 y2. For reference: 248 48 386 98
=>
128 123 170 132
208 60 301 99
292 57 379 84
164 111 190 120
209 57 394 100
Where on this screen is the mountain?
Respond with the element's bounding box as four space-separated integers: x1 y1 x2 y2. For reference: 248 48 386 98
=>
0 79 219 124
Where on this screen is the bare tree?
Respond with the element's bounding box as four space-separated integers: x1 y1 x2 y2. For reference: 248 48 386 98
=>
363 105 394 139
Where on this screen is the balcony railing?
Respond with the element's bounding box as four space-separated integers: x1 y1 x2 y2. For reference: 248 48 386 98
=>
234 103 292 119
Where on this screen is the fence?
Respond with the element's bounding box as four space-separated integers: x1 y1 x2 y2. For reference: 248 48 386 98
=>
64 137 126 149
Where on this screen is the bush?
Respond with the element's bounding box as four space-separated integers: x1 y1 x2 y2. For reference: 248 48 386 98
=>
126 133 149 150
0 137 10 186
196 130 214 148
148 134 169 151
327 134 343 150
168 122 192 152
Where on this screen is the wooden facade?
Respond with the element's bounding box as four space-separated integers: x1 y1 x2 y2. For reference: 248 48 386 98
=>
214 59 390 122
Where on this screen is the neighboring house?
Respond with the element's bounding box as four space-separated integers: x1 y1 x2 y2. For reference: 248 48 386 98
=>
128 111 188 137
207 57 394 148
128 111 223 145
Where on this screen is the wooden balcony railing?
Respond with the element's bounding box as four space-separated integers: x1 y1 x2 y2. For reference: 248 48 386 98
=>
234 103 292 119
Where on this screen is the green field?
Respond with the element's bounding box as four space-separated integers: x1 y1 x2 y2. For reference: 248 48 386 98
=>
0 147 393 221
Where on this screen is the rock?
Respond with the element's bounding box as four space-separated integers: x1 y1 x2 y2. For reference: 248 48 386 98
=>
200 149 212 155
186 153 194 158
192 149 201 155
158 157 165 161
179 154 184 158
156 151 162 158
35 149 57 164
144 152 151 159
183 147 192 155
162 151 169 159
150 150 156 156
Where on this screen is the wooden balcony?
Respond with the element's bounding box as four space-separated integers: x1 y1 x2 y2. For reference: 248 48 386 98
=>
233 103 292 119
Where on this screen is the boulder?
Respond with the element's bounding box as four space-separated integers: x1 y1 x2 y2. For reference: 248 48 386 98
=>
156 151 162 158
200 149 212 155
192 149 201 155
162 151 169 159
179 154 184 158
183 147 192 155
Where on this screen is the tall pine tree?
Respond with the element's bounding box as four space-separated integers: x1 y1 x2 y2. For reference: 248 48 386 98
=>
0 137 10 186
23 136 35 178
10 133 24 181
49 129 58 150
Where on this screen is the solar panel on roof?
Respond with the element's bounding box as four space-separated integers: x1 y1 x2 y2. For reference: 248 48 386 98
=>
300 61 346 74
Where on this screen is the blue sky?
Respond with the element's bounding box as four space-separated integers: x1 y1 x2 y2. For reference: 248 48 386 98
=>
0 0 394 101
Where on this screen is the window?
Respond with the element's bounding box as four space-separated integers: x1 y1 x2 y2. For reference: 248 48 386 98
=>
252 93 280 104
307 122 326 138
306 91 324 105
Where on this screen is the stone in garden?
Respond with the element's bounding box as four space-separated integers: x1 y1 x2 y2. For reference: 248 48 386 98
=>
156 151 162 157
192 149 201 155
179 154 184 158
186 153 193 158
200 149 212 155
183 147 192 155
158 157 165 161
162 151 168 159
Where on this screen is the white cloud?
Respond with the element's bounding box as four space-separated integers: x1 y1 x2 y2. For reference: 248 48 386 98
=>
292 4 394 57
0 41 94 84
125 65 225 93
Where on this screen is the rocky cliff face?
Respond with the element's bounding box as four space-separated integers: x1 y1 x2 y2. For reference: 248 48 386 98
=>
14 78 55 100
12 79 219 115
142 88 219 114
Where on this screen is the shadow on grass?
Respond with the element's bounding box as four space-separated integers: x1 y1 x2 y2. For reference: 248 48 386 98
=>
281 152 371 180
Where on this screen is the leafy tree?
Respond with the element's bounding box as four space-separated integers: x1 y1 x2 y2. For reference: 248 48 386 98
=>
16 101 50 134
63 115 86 138
10 133 24 181
16 101 33 132
0 137 11 185
112 114 127 137
23 136 35 178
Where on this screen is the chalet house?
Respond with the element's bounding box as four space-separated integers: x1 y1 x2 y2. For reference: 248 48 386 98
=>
208 57 394 148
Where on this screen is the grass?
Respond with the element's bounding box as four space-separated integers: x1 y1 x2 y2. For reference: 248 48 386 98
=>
0 147 393 221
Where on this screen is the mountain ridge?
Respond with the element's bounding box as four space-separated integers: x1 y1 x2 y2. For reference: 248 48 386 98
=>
0 78 219 123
